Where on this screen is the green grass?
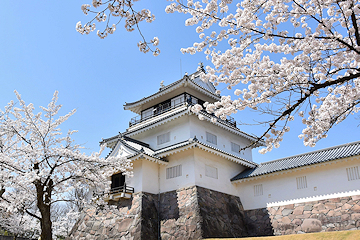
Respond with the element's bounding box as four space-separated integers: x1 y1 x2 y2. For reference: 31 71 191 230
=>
206 230 360 240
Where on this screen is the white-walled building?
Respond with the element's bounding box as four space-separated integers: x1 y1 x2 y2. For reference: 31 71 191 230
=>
79 68 360 239
102 68 261 199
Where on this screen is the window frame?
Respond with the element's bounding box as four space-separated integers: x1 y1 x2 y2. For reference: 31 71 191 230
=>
206 132 217 145
157 132 170 145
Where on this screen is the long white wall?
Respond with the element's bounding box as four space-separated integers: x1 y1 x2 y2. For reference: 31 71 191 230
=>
236 157 360 210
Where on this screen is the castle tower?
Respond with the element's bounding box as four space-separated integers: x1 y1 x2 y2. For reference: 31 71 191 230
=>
69 68 360 239
103 68 261 199
68 68 265 240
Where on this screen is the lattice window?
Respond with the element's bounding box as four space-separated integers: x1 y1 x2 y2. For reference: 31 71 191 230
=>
296 176 307 189
231 142 240 153
166 165 182 179
346 166 360 181
141 108 153 120
254 184 263 196
157 132 170 145
205 165 218 179
171 95 184 107
206 132 217 145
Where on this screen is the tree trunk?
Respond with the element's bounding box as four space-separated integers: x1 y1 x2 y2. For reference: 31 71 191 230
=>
39 203 52 240
35 176 53 240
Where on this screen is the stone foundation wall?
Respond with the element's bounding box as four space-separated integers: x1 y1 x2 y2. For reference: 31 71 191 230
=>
159 186 202 239
243 208 273 237
68 187 360 239
159 185 250 239
197 186 248 238
67 192 158 240
246 195 360 236
69 186 250 240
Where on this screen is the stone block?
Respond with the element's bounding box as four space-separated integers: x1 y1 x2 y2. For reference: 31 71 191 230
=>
341 214 350 221
311 209 319 214
327 210 335 217
282 209 293 216
92 222 101 231
293 219 302 226
351 213 360 221
315 204 326 210
288 214 296 220
281 216 291 224
342 203 352 210
304 205 313 211
330 198 341 203
356 220 360 228
293 206 304 215
351 204 360 213
325 203 336 209
319 209 329 214
275 208 283 215
296 214 311 219
352 195 360 201
268 207 277 215
301 218 322 233
284 204 294 209
118 218 134 232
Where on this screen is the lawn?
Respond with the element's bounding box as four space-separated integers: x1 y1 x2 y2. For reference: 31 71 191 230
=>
206 230 360 240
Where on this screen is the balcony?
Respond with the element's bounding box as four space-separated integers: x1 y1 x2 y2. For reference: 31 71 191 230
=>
105 184 135 201
129 93 196 127
128 94 237 128
129 101 182 127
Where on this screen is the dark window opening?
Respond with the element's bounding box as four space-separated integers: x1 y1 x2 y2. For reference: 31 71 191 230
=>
111 173 125 189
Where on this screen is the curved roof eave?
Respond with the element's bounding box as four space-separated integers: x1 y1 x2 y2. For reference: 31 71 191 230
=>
102 107 265 148
123 76 220 111
128 152 169 165
154 138 258 168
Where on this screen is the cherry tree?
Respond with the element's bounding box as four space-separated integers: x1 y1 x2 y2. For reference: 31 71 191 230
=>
0 91 132 240
77 0 360 152
0 208 40 238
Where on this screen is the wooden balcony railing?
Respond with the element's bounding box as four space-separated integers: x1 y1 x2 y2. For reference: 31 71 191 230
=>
129 95 237 128
109 184 134 195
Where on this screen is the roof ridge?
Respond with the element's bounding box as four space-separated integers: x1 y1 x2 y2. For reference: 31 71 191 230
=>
260 140 360 165
154 139 191 152
154 137 257 168
124 72 220 108
122 136 152 149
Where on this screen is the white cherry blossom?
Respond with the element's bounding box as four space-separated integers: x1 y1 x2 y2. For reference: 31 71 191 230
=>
78 0 360 153
0 91 131 239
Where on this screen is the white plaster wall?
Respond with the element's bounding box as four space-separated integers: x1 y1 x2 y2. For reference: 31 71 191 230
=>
189 115 253 162
159 150 196 193
236 157 360 210
125 160 143 194
141 160 160 194
132 116 191 150
194 148 247 196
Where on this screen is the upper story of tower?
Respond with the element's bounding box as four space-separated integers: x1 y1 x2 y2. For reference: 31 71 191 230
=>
102 68 264 164
124 69 227 128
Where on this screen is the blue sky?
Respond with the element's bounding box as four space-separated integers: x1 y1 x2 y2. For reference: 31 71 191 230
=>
0 1 357 163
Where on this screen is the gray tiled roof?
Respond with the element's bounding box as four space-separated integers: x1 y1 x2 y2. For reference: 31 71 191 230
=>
231 141 360 181
124 73 219 108
154 138 257 168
